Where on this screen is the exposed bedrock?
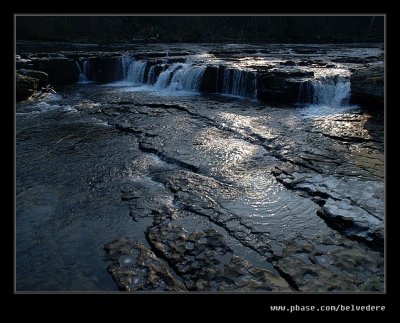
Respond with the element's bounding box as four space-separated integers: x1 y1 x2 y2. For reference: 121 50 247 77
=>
16 74 38 102
272 236 383 291
350 64 384 107
105 238 186 291
257 70 314 104
83 56 125 83
105 224 292 292
32 58 80 85
17 69 48 88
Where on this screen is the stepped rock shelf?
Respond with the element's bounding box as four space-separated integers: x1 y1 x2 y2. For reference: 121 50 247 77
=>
16 42 383 107
16 43 384 292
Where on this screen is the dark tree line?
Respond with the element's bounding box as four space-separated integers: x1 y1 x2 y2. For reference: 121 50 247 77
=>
16 16 384 43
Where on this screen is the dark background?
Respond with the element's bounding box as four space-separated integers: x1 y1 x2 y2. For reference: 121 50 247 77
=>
16 16 384 43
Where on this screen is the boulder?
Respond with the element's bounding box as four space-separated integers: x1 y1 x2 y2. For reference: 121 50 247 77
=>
32 58 79 85
350 64 384 107
16 74 38 102
18 69 48 88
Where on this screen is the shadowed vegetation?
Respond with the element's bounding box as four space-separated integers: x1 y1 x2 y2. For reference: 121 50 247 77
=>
16 16 384 43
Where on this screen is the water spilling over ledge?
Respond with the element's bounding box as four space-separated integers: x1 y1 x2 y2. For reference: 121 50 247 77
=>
17 43 383 106
16 43 384 292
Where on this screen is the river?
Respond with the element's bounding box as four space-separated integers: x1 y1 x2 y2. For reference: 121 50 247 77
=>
16 43 384 292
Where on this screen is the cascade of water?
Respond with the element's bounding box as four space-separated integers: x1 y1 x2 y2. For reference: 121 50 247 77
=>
126 60 147 83
308 77 350 107
76 61 88 82
80 56 258 99
154 63 183 89
222 68 230 94
82 60 90 80
219 68 257 99
120 56 133 80
167 65 206 91
147 65 158 84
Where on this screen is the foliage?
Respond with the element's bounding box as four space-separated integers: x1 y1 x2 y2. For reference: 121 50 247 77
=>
16 16 384 43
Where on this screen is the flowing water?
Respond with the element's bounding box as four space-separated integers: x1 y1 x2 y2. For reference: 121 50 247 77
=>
16 43 384 292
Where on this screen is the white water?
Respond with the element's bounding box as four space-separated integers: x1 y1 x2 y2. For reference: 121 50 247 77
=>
77 56 257 99
147 65 158 84
164 64 205 91
299 77 354 117
120 56 133 80
76 61 88 83
78 55 351 103
122 61 206 94
126 60 147 84
154 64 179 89
311 77 350 107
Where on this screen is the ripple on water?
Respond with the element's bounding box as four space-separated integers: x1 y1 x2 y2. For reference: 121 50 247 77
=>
297 104 360 118
220 170 321 239
125 153 176 178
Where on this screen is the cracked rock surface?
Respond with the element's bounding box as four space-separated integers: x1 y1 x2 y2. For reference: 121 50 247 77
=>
16 44 384 292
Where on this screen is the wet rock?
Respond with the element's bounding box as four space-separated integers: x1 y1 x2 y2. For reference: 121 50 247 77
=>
32 58 80 85
273 164 384 249
18 69 48 88
298 60 310 66
311 114 373 143
147 223 292 291
318 198 383 247
146 63 164 84
135 51 168 58
154 170 276 258
350 64 384 107
200 66 218 93
292 48 319 54
209 66 257 97
257 70 314 104
115 123 143 134
16 44 385 292
273 236 383 291
274 255 357 291
332 57 370 64
280 60 296 66
16 56 34 69
105 238 186 291
16 74 38 102
85 56 124 83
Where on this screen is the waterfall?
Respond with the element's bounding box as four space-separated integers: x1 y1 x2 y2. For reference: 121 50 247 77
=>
76 56 258 99
154 63 183 89
166 65 206 91
153 63 205 92
120 56 133 80
147 65 158 84
126 60 147 84
83 60 89 79
76 61 88 82
301 77 350 107
219 68 257 99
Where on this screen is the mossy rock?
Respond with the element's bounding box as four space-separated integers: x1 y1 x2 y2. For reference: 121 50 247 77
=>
16 74 39 102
